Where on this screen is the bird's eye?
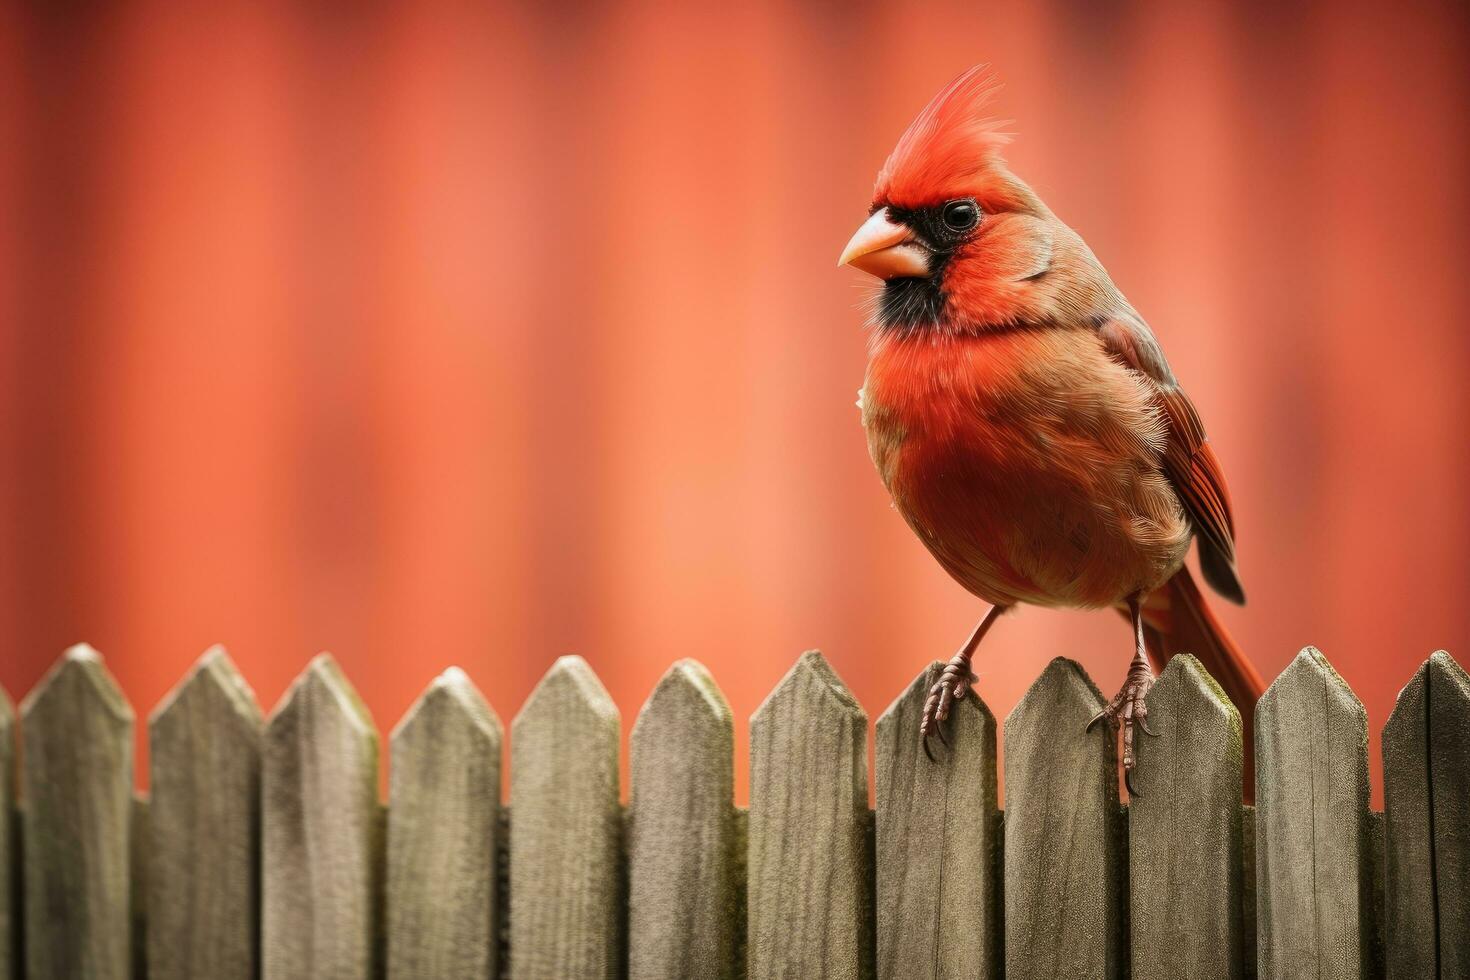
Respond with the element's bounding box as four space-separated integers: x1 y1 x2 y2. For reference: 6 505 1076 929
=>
941 200 980 233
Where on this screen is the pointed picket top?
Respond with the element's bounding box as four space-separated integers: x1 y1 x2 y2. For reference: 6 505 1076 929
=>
392 665 502 746
1383 649 1470 979
1261 645 1366 727
148 645 262 980
1006 655 1107 730
388 667 503 980
634 658 732 737
1255 645 1370 979
1132 652 1243 796
1428 648 1467 686
1003 657 1123 980
267 652 376 735
628 660 736 979
22 643 134 724
876 661 1000 980
150 644 262 730
1130 654 1245 980
21 644 135 979
262 653 380 980
748 650 870 980
631 655 734 751
1388 649 1470 723
1146 652 1240 733
1384 649 1470 754
513 654 617 734
511 656 622 980
752 648 864 726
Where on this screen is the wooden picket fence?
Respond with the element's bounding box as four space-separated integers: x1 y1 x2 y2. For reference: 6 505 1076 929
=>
0 643 1465 980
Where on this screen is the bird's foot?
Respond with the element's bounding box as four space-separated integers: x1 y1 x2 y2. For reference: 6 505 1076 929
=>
1088 658 1157 795
920 652 977 761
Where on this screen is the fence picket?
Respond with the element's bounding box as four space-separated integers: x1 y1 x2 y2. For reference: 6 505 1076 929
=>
875 660 1000 980
1255 646 1371 978
510 655 622 980
1004 656 1124 980
20 644 135 980
0 684 13 980
1130 653 1244 980
147 646 262 980
748 650 870 980
262 654 382 980
628 659 737 980
1383 650 1470 978
387 667 502 980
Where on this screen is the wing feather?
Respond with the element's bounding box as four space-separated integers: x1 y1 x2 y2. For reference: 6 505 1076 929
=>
1098 317 1244 602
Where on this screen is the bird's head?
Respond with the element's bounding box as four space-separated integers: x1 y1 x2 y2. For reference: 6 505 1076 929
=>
839 66 1064 333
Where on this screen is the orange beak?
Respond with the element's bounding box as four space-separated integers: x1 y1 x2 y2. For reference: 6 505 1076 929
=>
837 210 932 279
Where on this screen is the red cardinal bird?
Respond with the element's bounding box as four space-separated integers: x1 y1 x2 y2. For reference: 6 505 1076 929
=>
839 66 1264 792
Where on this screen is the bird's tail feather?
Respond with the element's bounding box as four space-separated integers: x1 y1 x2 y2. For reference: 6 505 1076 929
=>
1139 565 1264 799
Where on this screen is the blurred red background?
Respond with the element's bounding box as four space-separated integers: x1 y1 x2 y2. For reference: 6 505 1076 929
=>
2 0 1467 806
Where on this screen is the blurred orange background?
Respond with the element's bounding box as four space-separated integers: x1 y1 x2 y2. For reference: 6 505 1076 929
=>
2 0 1467 807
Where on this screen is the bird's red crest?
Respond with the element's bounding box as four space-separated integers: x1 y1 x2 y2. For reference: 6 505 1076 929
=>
875 65 1011 208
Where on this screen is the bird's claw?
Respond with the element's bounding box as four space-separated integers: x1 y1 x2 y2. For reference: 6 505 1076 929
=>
1090 663 1156 795
918 654 977 761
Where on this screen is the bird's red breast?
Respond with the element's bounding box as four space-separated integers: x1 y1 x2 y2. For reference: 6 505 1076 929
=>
861 323 1191 610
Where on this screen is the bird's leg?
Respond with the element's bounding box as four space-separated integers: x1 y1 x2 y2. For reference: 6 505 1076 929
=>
921 604 1006 761
1088 592 1157 794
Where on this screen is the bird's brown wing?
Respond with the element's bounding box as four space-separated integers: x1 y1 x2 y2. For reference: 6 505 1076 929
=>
1098 316 1244 603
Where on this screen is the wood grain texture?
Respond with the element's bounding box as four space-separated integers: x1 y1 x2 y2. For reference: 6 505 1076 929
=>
1130 654 1244 980
875 660 1000 980
148 646 263 980
0 684 13 980
1242 805 1257 980
1366 809 1386 978
386 666 502 980
1003 656 1123 980
1254 646 1371 979
20 644 135 980
262 653 382 980
1383 650 1470 979
748 650 870 980
628 659 737 980
510 655 622 980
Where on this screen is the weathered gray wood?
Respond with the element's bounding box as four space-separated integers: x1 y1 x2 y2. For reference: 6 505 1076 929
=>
147 645 262 980
20 644 135 980
1255 646 1371 979
875 660 1000 980
510 656 622 980
0 684 13 980
1004 656 1124 980
748 650 870 980
262 653 382 980
1243 805 1257 980
387 666 502 980
1366 808 1386 978
1383 650 1470 979
1130 653 1244 980
628 659 737 980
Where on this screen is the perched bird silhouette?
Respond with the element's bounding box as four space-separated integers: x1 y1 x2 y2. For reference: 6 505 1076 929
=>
839 66 1264 791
